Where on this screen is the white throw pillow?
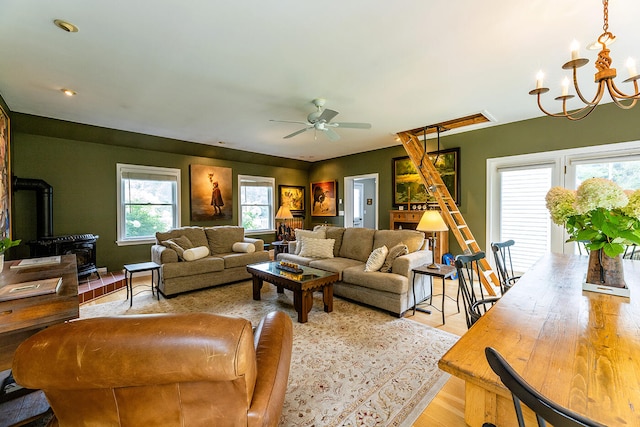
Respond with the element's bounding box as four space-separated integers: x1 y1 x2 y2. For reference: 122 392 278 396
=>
182 246 210 261
365 245 389 272
298 238 335 258
232 242 255 253
294 229 327 255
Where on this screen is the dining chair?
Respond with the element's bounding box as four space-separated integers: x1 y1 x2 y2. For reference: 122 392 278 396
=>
623 244 638 260
490 240 521 294
454 252 500 329
482 347 606 427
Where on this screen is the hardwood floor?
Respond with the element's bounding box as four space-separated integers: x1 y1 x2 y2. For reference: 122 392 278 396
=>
406 278 468 427
83 276 470 426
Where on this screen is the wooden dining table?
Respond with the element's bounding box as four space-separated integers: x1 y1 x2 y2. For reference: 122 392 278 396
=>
438 252 640 427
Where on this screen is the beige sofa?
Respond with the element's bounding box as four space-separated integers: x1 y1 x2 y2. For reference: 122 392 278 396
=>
277 226 433 316
151 226 270 297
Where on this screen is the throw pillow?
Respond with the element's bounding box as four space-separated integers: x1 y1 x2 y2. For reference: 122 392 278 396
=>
182 246 210 261
298 238 335 258
364 245 389 272
161 235 193 260
294 229 327 255
232 242 255 253
379 243 409 273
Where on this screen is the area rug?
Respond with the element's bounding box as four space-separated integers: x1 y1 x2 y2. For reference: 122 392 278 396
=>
80 281 459 427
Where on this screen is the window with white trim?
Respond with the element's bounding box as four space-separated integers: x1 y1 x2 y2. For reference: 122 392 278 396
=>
238 175 275 233
116 164 181 245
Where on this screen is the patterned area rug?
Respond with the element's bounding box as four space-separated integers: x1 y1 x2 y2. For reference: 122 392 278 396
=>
81 281 459 427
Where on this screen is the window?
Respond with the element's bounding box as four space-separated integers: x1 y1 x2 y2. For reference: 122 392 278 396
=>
116 164 181 245
497 165 553 272
238 175 275 233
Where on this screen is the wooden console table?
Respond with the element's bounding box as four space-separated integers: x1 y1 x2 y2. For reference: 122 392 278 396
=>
438 253 640 426
0 254 79 371
389 210 449 263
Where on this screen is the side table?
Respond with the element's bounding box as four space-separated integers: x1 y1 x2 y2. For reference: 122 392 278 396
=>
270 241 289 255
411 263 459 324
123 262 161 307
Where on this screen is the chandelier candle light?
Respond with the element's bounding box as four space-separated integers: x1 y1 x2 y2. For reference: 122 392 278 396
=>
530 0 640 120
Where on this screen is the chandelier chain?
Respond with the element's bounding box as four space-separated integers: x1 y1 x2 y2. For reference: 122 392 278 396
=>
603 0 609 33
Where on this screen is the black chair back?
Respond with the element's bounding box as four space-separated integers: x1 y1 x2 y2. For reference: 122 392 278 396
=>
484 347 606 427
455 252 499 329
490 240 521 294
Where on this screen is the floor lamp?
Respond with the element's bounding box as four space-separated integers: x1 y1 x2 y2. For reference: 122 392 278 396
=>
417 210 449 269
275 205 294 241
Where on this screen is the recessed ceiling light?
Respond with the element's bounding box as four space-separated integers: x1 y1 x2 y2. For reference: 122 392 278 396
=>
53 19 78 33
61 88 76 96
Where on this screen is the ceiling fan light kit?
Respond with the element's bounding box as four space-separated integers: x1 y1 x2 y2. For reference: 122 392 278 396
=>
529 0 640 120
270 98 371 141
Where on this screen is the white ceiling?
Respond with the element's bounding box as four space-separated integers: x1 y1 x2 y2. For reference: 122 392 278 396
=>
1 0 639 161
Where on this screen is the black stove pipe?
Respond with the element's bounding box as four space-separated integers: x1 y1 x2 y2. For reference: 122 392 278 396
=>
12 177 53 238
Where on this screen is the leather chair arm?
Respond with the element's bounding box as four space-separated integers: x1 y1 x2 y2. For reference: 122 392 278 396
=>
248 311 294 427
13 313 256 391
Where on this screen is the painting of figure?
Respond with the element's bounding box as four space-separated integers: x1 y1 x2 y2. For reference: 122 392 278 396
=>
190 164 232 221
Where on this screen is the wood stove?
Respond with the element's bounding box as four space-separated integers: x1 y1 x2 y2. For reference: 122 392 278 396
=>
13 177 100 279
28 234 100 278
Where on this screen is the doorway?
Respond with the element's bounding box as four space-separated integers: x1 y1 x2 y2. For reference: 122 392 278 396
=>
344 173 379 229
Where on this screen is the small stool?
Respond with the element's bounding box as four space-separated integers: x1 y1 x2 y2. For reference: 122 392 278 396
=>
124 262 161 307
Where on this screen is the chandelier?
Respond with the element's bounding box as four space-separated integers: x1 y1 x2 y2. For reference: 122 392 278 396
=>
529 0 640 120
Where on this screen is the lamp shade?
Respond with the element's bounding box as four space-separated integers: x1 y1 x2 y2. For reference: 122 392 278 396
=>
416 210 448 232
275 205 294 220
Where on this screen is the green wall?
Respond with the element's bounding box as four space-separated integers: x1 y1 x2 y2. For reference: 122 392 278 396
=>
310 103 640 254
10 114 310 270
6 94 640 270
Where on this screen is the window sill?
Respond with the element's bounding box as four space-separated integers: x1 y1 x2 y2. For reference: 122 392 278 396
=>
116 238 156 247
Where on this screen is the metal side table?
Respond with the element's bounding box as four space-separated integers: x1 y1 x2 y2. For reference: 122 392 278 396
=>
124 262 161 307
411 263 459 324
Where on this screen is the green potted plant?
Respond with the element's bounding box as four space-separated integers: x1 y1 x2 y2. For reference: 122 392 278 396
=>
0 237 21 273
546 178 640 288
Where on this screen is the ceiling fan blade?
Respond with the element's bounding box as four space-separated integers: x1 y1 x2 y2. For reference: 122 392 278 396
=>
283 127 312 139
270 119 310 125
324 128 340 141
317 108 339 123
333 122 372 129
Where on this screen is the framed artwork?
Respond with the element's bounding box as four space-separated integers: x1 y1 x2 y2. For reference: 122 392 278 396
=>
189 164 233 221
310 180 337 217
0 105 10 239
279 185 305 213
392 148 460 207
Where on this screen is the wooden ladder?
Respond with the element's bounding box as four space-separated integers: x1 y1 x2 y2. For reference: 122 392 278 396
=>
397 131 500 296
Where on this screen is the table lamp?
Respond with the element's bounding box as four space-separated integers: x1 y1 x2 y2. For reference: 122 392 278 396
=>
275 205 294 241
417 210 448 269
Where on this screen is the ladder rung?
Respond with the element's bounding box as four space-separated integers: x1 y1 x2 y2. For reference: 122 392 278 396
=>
465 239 475 245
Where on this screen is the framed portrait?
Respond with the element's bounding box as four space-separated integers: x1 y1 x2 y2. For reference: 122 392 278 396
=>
310 180 337 217
189 164 233 221
279 185 305 213
392 148 460 207
0 105 11 239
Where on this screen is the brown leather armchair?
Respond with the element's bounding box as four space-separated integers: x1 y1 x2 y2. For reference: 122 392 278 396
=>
12 311 293 427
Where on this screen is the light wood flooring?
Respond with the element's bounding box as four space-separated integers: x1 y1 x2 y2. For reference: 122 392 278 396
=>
83 276 469 426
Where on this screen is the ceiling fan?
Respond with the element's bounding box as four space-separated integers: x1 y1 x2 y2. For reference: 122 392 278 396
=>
270 98 371 141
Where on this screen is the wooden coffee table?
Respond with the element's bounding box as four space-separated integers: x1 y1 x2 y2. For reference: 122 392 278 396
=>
247 261 338 323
